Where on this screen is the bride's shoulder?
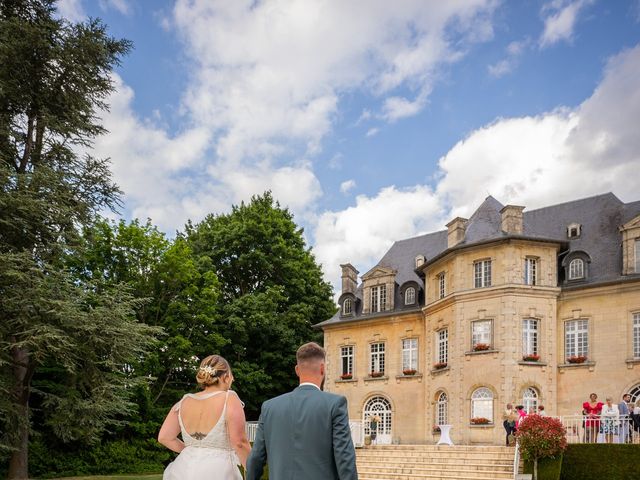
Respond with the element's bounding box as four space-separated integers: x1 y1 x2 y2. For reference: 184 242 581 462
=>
227 389 245 408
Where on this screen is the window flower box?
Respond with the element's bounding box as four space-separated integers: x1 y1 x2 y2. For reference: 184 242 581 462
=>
432 425 441 434
433 362 448 370
470 417 491 425
566 355 587 364
340 373 353 380
522 354 540 362
370 371 384 378
473 343 491 352
402 369 417 376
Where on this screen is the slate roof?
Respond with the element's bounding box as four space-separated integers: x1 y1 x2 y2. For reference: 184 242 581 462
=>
317 193 640 328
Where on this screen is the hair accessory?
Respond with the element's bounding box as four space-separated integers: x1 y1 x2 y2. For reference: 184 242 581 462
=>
200 365 217 376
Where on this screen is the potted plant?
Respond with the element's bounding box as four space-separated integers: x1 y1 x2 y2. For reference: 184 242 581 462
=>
470 417 491 425
433 362 447 370
516 415 567 480
340 373 353 380
370 371 384 378
566 355 587 364
402 368 417 376
473 343 490 352
522 354 540 362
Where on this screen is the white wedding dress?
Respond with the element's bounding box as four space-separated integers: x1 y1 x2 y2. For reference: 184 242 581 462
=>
163 391 242 480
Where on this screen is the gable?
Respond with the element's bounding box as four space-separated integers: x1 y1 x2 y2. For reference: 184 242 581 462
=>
361 265 397 280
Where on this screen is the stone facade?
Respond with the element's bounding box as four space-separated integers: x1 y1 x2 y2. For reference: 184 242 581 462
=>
319 193 640 445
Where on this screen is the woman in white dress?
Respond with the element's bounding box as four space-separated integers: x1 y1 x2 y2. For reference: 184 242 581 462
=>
158 355 251 479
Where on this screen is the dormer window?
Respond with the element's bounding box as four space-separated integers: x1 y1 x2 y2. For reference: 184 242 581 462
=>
567 223 582 238
370 285 387 312
415 255 426 268
404 287 416 305
568 258 584 280
342 298 353 316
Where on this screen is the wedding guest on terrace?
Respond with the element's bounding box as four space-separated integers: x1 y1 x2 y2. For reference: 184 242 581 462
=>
537 405 546 416
600 397 620 444
582 393 603 443
515 405 526 428
502 403 517 446
618 394 632 443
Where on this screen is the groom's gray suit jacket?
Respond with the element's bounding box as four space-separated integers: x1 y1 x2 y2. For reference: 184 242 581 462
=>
246 384 358 480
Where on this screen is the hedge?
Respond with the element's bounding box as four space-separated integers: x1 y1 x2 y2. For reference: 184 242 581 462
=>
559 444 639 480
524 455 563 480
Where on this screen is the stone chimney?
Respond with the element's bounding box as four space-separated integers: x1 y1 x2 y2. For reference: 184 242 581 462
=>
446 217 468 248
500 205 525 235
340 263 359 295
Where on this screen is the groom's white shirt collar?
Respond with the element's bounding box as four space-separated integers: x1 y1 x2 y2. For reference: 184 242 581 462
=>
299 382 320 390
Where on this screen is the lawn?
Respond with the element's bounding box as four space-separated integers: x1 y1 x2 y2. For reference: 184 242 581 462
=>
54 476 162 480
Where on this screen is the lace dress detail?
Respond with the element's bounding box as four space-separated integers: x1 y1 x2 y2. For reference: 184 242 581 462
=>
163 391 242 480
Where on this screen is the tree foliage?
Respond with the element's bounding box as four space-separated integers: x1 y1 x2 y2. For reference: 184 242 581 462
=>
516 415 568 480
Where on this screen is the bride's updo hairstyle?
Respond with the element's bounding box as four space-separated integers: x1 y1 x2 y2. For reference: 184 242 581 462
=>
196 354 230 388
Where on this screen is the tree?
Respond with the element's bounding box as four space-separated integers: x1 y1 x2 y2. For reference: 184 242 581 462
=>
187 192 336 417
0 2 157 478
516 415 567 480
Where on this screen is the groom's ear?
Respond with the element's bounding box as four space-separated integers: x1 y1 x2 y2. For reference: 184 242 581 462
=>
320 362 325 377
294 364 300 378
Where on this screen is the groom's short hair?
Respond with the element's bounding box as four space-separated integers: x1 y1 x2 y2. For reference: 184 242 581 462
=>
296 342 325 365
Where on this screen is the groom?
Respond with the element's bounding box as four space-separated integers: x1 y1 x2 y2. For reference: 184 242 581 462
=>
246 342 358 480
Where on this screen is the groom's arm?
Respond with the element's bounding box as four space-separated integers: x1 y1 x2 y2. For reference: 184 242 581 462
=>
331 395 358 480
246 406 267 480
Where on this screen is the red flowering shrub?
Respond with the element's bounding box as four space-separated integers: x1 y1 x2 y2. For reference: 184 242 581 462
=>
516 415 567 462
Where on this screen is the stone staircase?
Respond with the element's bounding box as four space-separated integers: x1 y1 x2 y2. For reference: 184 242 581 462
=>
356 444 517 480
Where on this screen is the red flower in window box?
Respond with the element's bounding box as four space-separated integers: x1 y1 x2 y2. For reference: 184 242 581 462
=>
370 371 384 378
522 354 540 362
433 362 448 370
470 417 491 425
402 369 417 376
566 355 587 364
473 343 490 352
340 373 353 380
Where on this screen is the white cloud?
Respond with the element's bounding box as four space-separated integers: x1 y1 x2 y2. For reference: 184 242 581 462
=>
365 128 379 138
314 44 640 290
539 0 594 48
488 39 529 77
381 94 428 122
100 0 132 16
57 0 85 22
340 180 357 194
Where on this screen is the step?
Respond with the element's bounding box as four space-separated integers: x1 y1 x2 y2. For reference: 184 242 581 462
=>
357 461 512 472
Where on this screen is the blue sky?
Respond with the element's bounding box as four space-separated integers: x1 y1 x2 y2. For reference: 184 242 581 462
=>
58 0 640 289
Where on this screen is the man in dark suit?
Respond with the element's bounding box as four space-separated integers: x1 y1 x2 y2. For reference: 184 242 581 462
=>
246 342 358 480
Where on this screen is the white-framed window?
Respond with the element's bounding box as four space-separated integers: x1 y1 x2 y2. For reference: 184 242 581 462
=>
370 285 387 312
342 298 353 315
471 387 493 422
340 345 354 375
567 223 581 238
474 259 492 288
472 320 492 349
438 272 446 299
370 342 385 374
404 287 416 305
568 258 584 280
523 387 539 414
565 319 588 359
633 313 640 359
437 329 448 364
522 319 539 356
524 257 537 285
402 338 418 371
436 391 448 425
635 239 640 273
415 255 425 268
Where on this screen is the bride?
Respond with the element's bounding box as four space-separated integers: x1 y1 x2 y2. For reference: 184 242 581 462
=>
158 355 251 479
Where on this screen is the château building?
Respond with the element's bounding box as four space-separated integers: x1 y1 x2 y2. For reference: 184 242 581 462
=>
317 193 640 445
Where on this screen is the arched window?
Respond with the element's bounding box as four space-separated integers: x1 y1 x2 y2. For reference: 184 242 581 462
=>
405 287 416 305
629 383 640 405
342 298 353 315
568 258 584 280
363 396 392 444
523 387 539 414
471 387 493 422
436 391 448 426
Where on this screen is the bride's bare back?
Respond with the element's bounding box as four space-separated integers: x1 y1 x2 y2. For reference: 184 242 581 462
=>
179 392 227 439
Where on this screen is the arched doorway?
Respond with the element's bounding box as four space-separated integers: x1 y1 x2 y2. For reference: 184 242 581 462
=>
364 396 392 444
